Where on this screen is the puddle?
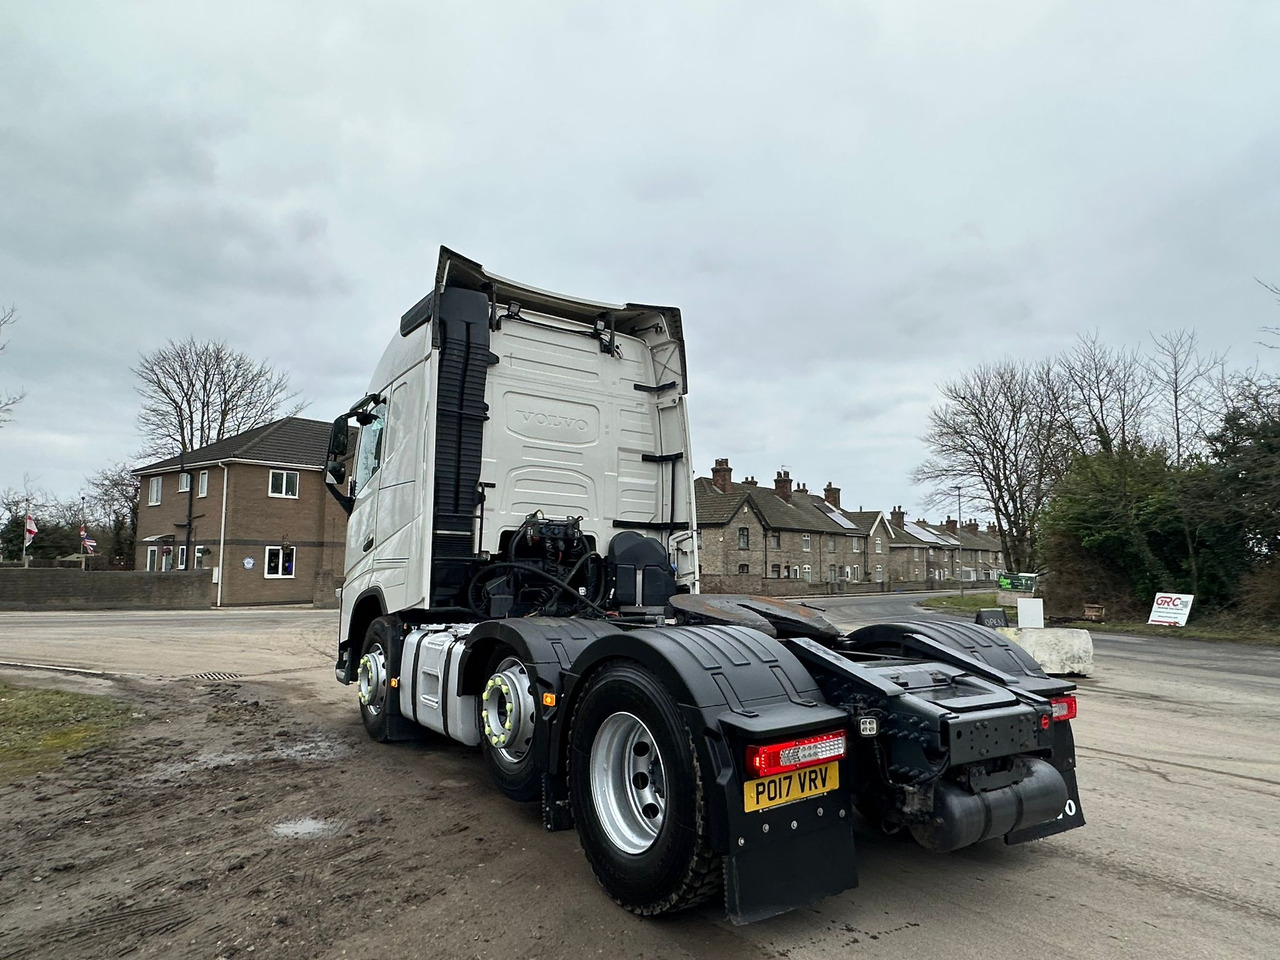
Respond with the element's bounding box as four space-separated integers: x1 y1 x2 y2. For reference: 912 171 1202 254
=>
271 817 338 839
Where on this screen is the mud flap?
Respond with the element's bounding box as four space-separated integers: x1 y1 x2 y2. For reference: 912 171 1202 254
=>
1005 764 1085 844
724 817 858 925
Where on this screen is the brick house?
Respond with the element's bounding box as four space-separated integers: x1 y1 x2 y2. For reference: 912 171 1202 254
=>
883 509 1004 584
694 459 882 596
132 418 351 606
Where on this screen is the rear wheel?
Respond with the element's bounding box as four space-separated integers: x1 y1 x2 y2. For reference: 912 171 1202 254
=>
568 662 720 915
477 652 541 802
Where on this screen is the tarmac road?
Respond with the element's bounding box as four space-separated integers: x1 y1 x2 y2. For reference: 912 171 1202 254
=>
1 600 1277 960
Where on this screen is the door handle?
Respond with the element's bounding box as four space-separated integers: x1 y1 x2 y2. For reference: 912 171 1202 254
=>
363 536 374 553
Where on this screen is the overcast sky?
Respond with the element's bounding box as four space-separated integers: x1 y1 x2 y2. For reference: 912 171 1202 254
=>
2 1 1278 519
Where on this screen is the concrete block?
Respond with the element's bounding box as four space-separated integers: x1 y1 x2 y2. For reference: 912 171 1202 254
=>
997 626 1094 677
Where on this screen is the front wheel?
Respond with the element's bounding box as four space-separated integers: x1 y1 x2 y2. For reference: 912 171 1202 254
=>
357 616 405 742
568 662 721 915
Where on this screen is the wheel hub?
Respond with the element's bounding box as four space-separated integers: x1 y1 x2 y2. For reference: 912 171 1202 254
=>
357 645 387 715
590 711 667 855
481 657 536 763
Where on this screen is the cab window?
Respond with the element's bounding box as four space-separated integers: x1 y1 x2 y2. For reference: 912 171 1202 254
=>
354 401 387 495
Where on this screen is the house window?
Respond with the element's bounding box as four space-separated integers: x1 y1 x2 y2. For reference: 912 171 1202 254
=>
178 472 191 493
198 470 209 498
194 546 206 569
844 565 851 580
269 470 300 499
148 476 162 506
264 545 296 578
874 537 882 554
914 567 920 577
177 545 187 570
851 565 860 581
771 563 781 578
791 565 800 579
696 531 703 549
738 527 750 549
738 563 750 574
929 547 935 558
875 564 883 582
802 534 811 552
802 564 812 582
913 547 920 560
828 564 837 582
827 537 836 553
769 531 780 548
146 546 158 571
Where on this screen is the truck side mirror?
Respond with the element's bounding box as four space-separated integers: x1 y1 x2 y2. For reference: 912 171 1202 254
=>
326 460 347 486
328 416 349 458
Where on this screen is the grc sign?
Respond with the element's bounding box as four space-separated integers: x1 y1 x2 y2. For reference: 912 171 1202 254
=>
1148 593 1195 627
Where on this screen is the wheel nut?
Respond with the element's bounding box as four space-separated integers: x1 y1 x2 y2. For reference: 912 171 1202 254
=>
737 837 745 847
790 820 798 830
761 823 769 834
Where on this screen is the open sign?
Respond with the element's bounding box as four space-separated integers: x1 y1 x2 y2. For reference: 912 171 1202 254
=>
1148 592 1194 626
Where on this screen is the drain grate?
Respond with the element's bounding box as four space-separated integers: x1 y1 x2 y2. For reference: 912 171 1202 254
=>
188 671 245 681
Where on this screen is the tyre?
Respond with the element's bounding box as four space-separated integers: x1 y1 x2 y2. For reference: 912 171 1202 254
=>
567 662 720 915
356 615 405 742
477 651 541 802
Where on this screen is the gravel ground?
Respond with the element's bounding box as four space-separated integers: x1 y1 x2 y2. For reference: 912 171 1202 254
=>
0 605 1277 960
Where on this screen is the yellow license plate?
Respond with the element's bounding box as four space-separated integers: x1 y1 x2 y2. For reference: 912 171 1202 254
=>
743 761 840 813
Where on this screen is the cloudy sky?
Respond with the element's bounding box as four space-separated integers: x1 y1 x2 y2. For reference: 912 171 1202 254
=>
2 1 1278 517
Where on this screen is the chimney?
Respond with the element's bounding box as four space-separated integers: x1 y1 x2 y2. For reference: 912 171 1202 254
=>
987 523 998 535
823 482 841 509
964 520 979 534
711 458 732 493
773 470 793 503
743 475 758 486
945 516 958 535
796 481 809 495
890 505 905 528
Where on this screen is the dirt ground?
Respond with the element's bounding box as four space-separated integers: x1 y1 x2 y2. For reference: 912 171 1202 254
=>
1 606 1278 960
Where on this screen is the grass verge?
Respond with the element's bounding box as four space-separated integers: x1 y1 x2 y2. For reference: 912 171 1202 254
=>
917 592 1280 646
0 682 135 785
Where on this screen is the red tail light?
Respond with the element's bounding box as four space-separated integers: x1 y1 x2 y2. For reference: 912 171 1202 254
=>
1050 695 1077 722
745 731 846 779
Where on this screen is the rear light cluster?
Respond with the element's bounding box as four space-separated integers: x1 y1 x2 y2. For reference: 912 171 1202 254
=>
746 731 846 779
1050 695 1078 722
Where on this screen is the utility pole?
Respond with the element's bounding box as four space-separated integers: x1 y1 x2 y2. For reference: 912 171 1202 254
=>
80 495 86 571
954 486 964 598
21 497 29 568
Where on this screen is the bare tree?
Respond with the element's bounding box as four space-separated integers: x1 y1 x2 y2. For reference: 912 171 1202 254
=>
1146 330 1224 466
0 304 24 427
134 337 305 458
1055 332 1154 458
83 462 142 564
912 359 1069 572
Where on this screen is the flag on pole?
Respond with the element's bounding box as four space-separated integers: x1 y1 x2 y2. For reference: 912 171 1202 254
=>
80 524 97 555
24 514 37 547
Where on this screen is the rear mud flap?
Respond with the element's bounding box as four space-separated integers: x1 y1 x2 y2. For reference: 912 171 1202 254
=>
1005 764 1085 844
724 818 858 925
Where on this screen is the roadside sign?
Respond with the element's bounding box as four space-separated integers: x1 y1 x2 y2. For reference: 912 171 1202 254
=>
1017 597 1045 629
1148 593 1194 627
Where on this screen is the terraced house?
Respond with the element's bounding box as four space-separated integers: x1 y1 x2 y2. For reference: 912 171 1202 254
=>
694 459 889 596
132 417 351 606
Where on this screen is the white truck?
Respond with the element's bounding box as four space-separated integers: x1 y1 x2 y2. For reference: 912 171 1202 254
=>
326 247 1085 923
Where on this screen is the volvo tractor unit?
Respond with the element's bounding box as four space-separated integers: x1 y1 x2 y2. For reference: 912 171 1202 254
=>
326 247 1085 923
